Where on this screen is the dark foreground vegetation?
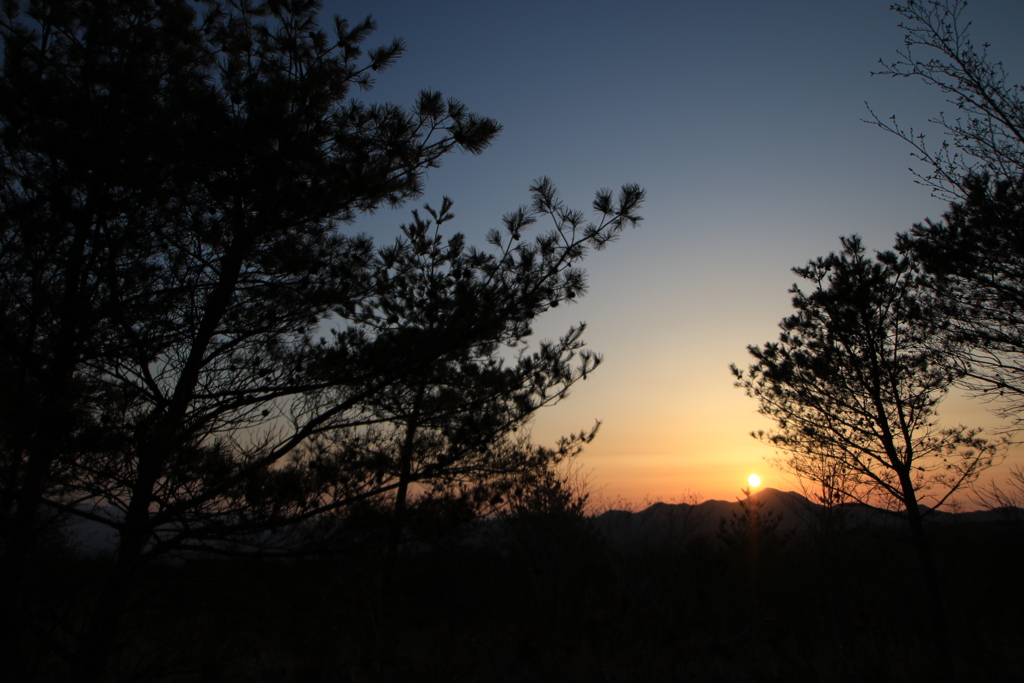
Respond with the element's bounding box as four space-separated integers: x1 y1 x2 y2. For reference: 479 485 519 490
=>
20 511 1024 683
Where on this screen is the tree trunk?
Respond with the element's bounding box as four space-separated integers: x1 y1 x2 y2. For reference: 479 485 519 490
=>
388 385 426 561
72 235 252 682
898 470 949 657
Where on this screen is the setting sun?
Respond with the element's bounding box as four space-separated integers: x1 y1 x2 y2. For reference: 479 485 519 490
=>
747 474 761 488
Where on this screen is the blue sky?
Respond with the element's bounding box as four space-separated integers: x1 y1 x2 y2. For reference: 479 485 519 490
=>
323 0 1024 504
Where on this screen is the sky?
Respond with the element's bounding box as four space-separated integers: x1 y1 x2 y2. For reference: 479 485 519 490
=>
321 0 1024 506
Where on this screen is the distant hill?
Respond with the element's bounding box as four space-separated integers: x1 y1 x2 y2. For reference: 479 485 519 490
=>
591 487 1024 548
59 488 1024 557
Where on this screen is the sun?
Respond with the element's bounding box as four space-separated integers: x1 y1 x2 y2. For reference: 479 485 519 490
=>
747 473 761 488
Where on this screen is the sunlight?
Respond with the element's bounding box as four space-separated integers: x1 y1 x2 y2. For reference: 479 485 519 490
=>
747 473 761 488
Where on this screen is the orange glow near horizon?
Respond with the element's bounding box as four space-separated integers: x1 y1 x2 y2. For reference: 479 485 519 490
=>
527 317 1024 513
530 376 796 507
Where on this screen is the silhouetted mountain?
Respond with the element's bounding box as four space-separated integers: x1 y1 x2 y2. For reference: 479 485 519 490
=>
592 488 1024 548
61 489 1023 557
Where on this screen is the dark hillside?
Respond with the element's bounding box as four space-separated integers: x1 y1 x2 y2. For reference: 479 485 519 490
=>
27 492 1024 682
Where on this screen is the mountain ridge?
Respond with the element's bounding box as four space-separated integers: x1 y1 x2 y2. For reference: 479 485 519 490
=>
591 487 1024 548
